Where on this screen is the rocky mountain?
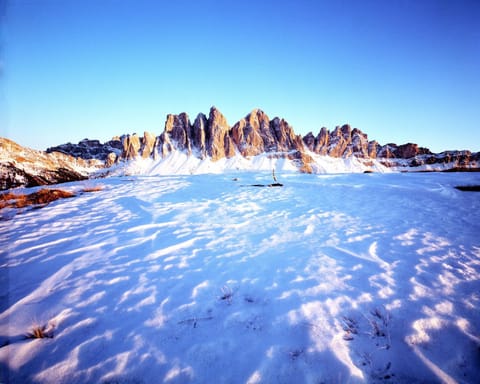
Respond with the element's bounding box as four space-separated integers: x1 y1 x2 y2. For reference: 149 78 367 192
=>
302 123 479 170
1 106 479 189
0 138 102 190
45 107 317 174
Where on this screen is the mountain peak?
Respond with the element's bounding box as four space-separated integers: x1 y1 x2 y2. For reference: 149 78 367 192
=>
209 105 222 115
248 108 267 116
2 108 480 190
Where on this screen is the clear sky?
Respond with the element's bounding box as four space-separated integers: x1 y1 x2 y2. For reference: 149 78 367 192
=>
2 0 480 152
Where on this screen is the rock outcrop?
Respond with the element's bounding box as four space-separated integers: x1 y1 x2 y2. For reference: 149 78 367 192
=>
304 125 377 158
231 109 268 157
152 107 307 164
207 107 235 161
164 113 192 154
141 131 156 159
47 138 123 160
149 107 235 161
380 150 480 170
270 117 304 153
192 113 208 159
1 138 99 190
121 134 141 161
299 124 480 169
377 143 431 159
230 109 304 157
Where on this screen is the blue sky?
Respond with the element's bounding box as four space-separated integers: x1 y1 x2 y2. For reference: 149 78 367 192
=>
2 0 480 152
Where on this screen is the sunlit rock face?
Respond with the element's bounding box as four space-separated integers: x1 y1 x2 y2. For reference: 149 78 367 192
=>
151 107 308 163
231 109 304 157
305 127 329 156
140 131 156 159
121 134 141 160
377 143 431 159
192 113 208 159
206 106 235 161
164 113 192 155
0 138 95 190
305 125 376 159
270 117 304 153
105 152 118 168
154 107 235 161
231 109 268 157
230 110 308 172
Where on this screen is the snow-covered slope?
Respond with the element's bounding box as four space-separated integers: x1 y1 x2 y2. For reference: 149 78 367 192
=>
103 151 391 177
1 172 479 383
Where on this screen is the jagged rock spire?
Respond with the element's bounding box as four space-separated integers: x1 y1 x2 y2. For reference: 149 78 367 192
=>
207 106 235 161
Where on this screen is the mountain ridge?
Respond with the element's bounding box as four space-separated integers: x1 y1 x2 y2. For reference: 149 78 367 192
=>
1 106 479 190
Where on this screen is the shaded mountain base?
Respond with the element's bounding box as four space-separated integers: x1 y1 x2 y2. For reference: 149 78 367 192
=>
245 183 284 188
0 163 87 190
455 185 480 192
444 167 480 172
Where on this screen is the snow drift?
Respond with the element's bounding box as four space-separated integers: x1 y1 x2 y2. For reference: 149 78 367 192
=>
1 172 480 383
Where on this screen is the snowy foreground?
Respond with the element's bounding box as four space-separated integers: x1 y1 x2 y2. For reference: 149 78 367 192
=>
1 172 480 383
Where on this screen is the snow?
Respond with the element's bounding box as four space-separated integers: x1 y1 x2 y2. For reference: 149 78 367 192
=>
1 172 480 383
96 147 479 177
102 151 390 177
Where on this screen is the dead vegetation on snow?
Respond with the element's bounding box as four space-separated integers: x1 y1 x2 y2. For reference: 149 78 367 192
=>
0 185 104 214
25 323 55 340
0 189 76 209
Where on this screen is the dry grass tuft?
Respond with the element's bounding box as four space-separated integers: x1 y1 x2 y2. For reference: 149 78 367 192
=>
80 181 105 193
219 285 234 304
1 185 104 219
81 185 104 193
25 324 54 339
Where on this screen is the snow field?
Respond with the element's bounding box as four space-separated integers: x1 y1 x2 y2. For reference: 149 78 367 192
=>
1 172 480 383
105 151 390 177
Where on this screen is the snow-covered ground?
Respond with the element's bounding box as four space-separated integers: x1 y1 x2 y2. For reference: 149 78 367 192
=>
1 172 479 383
101 149 478 177
103 151 391 177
